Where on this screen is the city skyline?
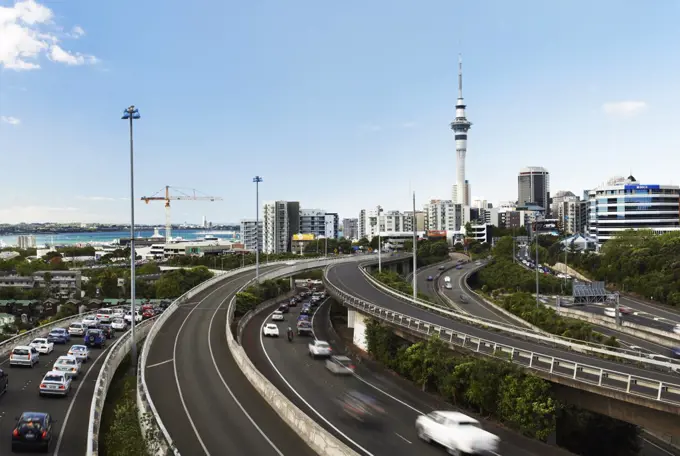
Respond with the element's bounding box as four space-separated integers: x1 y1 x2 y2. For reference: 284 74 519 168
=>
1 0 679 224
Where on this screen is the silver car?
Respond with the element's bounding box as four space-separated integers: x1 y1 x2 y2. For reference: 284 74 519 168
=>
39 371 72 397
67 345 90 363
325 355 355 375
52 355 82 380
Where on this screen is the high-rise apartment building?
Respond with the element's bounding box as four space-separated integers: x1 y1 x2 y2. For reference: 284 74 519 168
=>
299 209 339 239
518 167 550 213
240 220 262 251
586 175 680 244
342 218 359 240
17 235 37 249
403 211 426 232
358 206 411 240
423 200 457 232
262 201 299 254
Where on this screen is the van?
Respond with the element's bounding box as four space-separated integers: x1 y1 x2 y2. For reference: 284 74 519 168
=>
10 346 39 367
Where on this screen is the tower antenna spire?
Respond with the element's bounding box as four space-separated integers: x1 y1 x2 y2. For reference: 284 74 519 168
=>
458 53 463 99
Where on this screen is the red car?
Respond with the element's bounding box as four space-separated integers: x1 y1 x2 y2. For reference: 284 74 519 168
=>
618 306 634 315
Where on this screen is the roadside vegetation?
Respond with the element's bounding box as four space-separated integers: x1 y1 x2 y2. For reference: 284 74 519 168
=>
371 270 432 302
365 320 641 456
234 278 292 317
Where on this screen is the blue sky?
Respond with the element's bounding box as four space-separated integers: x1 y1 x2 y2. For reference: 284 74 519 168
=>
1 0 679 225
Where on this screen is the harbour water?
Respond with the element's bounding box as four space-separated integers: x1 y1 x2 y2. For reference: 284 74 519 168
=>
0 229 239 247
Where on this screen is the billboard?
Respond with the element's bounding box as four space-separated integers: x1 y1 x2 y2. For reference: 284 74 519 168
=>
427 230 447 238
532 219 560 235
292 233 316 241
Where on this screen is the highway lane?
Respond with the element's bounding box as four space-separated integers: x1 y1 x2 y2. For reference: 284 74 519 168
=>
0 330 114 455
244 294 578 456
144 266 316 456
326 262 680 396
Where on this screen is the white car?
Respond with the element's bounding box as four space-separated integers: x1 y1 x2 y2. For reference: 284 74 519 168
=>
263 324 279 337
39 370 72 397
9 345 39 367
53 355 82 380
112 308 125 318
68 345 90 363
96 308 114 323
308 340 332 358
29 338 54 355
673 324 680 335
325 355 355 375
82 315 100 327
68 322 86 336
271 311 285 322
124 311 142 324
416 411 499 455
111 318 127 331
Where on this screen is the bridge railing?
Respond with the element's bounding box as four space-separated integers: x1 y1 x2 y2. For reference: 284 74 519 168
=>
357 263 680 371
324 275 680 407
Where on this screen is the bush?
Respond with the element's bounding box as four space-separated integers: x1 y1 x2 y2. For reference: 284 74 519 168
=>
473 257 570 295
233 278 291 316
101 369 147 456
372 270 432 302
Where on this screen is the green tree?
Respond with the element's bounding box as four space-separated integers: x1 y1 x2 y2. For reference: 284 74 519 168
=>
493 236 515 259
155 276 181 299
498 373 558 440
99 269 120 298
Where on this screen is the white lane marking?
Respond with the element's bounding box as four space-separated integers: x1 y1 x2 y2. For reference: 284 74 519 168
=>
260 306 375 456
53 341 116 456
147 359 173 369
642 437 676 456
208 282 284 456
172 274 264 456
394 432 412 444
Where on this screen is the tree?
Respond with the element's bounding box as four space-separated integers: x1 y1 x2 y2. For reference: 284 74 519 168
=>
99 269 120 298
465 222 473 237
155 276 181 299
493 236 515 259
356 237 370 248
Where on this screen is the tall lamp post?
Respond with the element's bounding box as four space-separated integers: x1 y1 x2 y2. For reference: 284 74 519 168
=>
122 105 140 374
253 176 263 282
412 191 418 301
377 206 383 273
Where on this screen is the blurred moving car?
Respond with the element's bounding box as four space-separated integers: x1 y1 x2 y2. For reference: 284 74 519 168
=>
308 340 332 358
11 412 55 453
325 355 355 375
416 411 499 455
337 391 385 425
427 276 434 281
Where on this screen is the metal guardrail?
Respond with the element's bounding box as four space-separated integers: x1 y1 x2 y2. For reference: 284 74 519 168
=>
357 264 680 370
324 276 680 406
87 318 154 455
137 255 392 455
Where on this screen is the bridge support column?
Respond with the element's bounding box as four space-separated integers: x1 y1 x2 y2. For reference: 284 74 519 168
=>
290 276 294 290
347 309 368 351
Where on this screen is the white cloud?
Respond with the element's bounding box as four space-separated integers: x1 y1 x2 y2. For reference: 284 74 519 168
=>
0 205 78 223
602 101 648 118
0 0 97 70
70 25 84 38
0 116 21 125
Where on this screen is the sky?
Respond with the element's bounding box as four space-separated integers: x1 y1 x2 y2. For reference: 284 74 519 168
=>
1 0 679 225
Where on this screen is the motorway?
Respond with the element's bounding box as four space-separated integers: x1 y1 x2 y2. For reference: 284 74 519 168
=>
0 328 115 455
325 261 680 398
243 295 575 456
144 266 317 456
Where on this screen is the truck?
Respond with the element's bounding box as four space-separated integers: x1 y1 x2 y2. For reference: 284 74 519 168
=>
297 320 313 336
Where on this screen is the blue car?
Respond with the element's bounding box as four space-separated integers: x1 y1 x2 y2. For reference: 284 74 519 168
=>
84 329 106 348
297 314 310 322
672 347 680 359
47 328 70 344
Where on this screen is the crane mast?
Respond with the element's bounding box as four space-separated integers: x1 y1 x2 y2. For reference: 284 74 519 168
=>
140 186 223 243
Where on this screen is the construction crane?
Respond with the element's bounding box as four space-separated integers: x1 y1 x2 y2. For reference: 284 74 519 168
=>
140 186 223 243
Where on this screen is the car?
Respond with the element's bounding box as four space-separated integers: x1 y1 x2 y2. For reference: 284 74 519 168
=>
618 306 634 315
29 338 54 355
438 265 445 270
111 318 126 331
112 308 125 319
277 303 289 314
426 276 434 281
124 311 142 324
674 325 680 336
416 411 500 455
142 308 155 319
456 265 462 270
445 283 453 290
99 324 115 339
300 307 312 316
308 340 332 358
52 355 81 380
297 314 310 322
325 355 355 375
68 322 86 336
11 412 55 453
9 346 39 368
671 347 680 359
47 328 70 344
289 298 298 307
67 345 90 363
82 315 100 327
604 307 617 318
263 324 279 337
0 368 8 395
271 311 285 321
95 308 114 323
337 391 385 425
39 371 71 397
84 329 106 348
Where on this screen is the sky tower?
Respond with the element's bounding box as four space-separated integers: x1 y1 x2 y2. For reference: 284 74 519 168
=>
450 54 472 206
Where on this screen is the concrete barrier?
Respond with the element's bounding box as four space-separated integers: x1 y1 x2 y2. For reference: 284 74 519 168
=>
226 263 361 456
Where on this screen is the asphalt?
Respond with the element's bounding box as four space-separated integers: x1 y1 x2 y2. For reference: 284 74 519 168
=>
243 293 580 456
0 328 117 455
144 266 316 456
326 261 680 400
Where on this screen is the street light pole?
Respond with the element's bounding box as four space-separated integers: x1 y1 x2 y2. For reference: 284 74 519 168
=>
121 105 140 375
253 176 263 282
535 226 540 307
412 191 417 301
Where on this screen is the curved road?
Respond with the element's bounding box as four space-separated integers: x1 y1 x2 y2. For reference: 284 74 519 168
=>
325 261 680 398
144 266 316 456
243 295 575 456
0 328 114 455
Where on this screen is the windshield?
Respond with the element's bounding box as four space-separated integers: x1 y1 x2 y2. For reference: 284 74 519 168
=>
71 346 86 351
32 339 46 344
71 324 82 328
266 324 277 329
316 342 329 348
57 358 75 365
458 421 482 429
13 348 29 355
44 374 64 382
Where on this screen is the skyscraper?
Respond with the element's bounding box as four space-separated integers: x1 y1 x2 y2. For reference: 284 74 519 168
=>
518 167 550 213
450 55 472 206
